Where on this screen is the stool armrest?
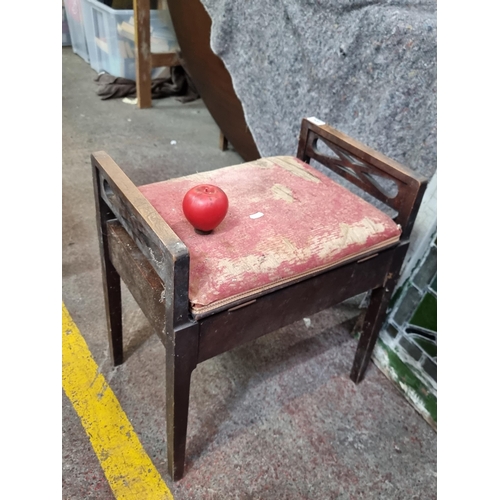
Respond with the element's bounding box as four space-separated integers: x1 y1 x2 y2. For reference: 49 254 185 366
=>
91 151 190 326
296 117 427 240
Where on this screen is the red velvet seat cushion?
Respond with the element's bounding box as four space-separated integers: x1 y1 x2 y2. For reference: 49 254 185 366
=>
139 156 401 317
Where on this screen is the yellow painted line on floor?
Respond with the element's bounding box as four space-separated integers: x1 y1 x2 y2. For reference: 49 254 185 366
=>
62 303 173 500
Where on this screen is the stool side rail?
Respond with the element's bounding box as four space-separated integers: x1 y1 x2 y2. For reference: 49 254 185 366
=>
91 151 191 328
296 118 428 241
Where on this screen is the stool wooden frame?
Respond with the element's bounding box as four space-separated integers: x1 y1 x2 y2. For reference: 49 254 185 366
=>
92 118 427 480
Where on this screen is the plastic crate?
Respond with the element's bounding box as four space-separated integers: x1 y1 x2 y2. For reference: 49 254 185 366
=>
64 0 90 62
81 0 179 80
63 5 72 46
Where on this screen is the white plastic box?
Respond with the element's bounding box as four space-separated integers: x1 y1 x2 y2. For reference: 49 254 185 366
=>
64 0 90 62
63 5 72 46
82 0 180 80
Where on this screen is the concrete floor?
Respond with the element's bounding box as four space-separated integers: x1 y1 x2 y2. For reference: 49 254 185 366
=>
62 47 437 499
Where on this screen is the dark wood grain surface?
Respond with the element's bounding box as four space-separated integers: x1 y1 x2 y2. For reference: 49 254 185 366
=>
167 0 260 161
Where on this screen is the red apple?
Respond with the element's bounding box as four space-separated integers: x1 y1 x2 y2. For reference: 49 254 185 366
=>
182 184 229 233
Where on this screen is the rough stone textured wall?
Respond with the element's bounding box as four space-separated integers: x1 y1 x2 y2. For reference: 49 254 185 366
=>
199 0 436 179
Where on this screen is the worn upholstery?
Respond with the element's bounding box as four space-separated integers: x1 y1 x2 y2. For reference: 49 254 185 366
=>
139 156 401 317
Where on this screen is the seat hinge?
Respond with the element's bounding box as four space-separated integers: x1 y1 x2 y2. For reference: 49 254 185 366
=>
228 299 257 312
357 253 378 264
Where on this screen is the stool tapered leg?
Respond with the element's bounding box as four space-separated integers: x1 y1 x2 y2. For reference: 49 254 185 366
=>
350 243 409 384
165 323 199 481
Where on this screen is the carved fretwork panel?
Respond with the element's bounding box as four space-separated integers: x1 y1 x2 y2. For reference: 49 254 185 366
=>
309 136 403 210
296 119 428 241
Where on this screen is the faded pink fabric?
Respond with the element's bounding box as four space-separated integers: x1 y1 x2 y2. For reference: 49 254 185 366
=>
139 156 401 314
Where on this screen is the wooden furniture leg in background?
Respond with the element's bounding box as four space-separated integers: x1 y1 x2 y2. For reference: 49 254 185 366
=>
219 131 228 151
133 0 180 109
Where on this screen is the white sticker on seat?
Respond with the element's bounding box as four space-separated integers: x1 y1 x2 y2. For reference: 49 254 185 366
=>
250 212 264 219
